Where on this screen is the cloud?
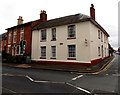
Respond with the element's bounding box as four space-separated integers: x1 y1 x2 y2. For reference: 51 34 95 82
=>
102 24 118 49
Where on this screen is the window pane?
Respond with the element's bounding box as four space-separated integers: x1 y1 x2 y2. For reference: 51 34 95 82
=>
68 45 76 57
98 30 100 39
68 25 75 38
51 46 56 57
98 47 100 56
41 46 46 57
52 28 56 40
41 30 46 40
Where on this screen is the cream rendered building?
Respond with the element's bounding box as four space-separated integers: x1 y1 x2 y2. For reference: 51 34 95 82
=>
31 5 109 65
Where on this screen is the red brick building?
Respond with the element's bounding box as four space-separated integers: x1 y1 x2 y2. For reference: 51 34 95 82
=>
5 11 47 57
0 33 7 51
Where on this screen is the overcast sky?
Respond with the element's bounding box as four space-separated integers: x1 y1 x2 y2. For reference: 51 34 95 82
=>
0 0 119 50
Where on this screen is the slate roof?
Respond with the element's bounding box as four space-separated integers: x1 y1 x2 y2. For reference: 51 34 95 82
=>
33 13 109 37
33 13 90 30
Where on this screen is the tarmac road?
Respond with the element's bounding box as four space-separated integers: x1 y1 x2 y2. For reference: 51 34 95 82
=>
1 54 119 94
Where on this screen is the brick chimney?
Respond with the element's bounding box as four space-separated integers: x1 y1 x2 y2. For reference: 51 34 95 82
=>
17 16 23 25
40 10 47 22
90 4 95 19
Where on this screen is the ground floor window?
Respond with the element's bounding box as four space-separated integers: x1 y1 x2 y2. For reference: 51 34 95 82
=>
16 46 20 55
68 45 76 58
41 46 46 57
105 48 106 56
7 46 11 54
51 46 56 57
98 47 100 56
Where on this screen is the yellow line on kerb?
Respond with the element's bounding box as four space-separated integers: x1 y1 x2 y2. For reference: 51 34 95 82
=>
72 57 115 75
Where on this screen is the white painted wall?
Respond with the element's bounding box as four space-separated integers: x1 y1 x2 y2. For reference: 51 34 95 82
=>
89 22 109 61
31 21 109 63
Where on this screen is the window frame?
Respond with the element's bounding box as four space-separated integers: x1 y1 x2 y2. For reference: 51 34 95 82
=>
16 45 20 55
98 30 100 39
68 45 76 60
7 46 11 54
41 29 46 41
51 46 56 58
101 32 103 42
20 27 24 41
13 29 17 43
68 25 76 39
98 47 101 56
8 32 12 44
51 28 56 41
40 46 46 58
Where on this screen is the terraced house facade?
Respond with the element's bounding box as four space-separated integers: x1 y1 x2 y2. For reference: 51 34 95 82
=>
5 11 47 57
31 4 109 65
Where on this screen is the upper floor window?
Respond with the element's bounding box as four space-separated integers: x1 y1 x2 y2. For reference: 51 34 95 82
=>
105 48 106 56
8 32 12 44
13 29 17 43
68 45 76 58
41 46 46 58
51 28 56 41
68 25 76 38
98 30 100 39
20 27 24 32
106 36 108 43
104 34 106 43
51 46 56 58
41 29 46 41
20 32 24 41
20 27 24 41
101 32 103 42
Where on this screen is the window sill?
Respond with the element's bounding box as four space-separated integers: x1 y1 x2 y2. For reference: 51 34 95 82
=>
40 40 46 42
13 42 16 43
98 55 101 56
67 37 76 40
40 57 46 59
51 39 56 41
50 57 56 59
67 58 76 60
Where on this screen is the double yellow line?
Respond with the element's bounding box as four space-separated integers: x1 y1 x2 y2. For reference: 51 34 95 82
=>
71 57 115 75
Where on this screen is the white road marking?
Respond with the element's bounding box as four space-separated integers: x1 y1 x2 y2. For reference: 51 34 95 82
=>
72 75 83 80
66 82 91 94
2 73 91 94
26 75 34 81
34 80 49 83
2 73 65 83
2 87 17 93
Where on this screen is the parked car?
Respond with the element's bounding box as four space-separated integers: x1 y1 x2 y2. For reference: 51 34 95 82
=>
115 52 120 55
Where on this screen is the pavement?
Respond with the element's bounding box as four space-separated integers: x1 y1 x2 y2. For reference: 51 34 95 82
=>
2 55 114 74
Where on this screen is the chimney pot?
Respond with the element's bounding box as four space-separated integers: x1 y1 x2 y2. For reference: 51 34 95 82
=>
17 16 23 25
91 4 94 7
40 10 47 22
90 4 95 20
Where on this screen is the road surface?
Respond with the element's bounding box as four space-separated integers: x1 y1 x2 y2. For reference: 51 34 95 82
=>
1 54 119 94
